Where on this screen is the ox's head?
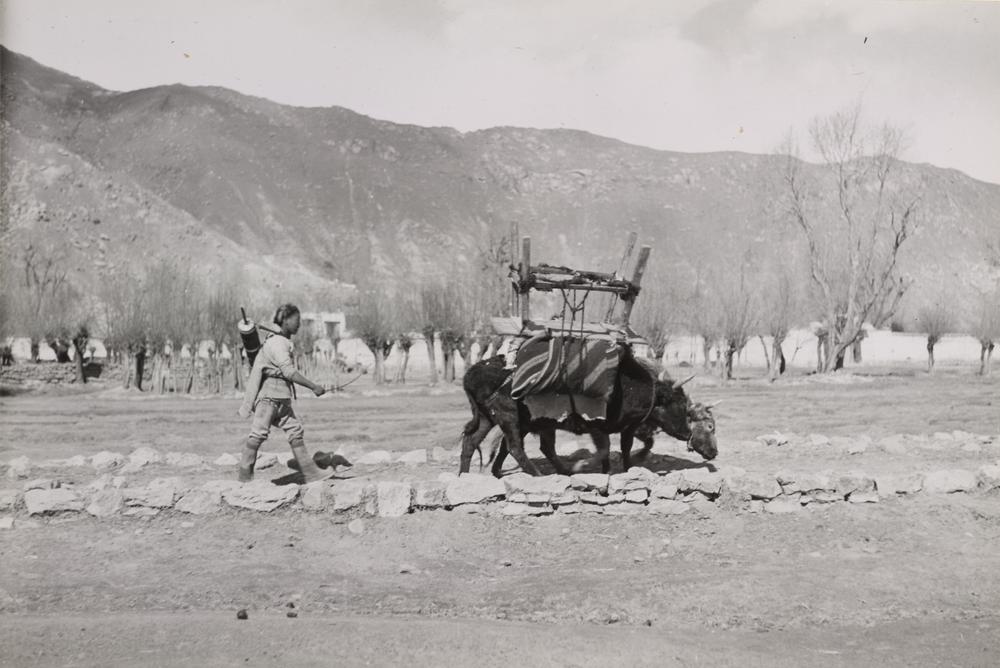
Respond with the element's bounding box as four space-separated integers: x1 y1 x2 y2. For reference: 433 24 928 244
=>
648 372 718 461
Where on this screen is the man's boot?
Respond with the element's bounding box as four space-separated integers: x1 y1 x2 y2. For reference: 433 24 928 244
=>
290 440 334 484
286 451 353 472
238 438 263 482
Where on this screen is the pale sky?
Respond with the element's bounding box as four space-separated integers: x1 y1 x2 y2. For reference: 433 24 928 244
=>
2 0 999 184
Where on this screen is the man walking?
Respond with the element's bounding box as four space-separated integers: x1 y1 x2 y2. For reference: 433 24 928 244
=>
237 303 333 484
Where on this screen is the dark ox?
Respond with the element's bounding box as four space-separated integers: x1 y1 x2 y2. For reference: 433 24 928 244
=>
460 353 718 477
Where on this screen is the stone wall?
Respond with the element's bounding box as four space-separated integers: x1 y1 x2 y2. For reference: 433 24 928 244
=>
2 445 999 524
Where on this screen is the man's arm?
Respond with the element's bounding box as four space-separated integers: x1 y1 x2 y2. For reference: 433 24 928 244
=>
273 339 326 396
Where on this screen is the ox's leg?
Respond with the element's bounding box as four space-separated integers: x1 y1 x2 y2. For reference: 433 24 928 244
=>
500 423 541 476
459 409 494 475
632 433 655 465
620 429 634 472
574 432 611 474
491 439 509 478
538 428 571 476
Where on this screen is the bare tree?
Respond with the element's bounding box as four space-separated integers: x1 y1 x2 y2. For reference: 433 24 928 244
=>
352 282 396 385
716 257 759 381
916 303 954 373
99 270 148 389
631 279 682 363
970 289 1000 376
759 269 802 381
779 104 918 372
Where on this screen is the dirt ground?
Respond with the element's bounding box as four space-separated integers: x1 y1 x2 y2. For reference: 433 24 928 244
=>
1 365 999 666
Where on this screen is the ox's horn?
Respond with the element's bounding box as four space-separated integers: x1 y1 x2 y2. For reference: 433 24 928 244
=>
704 400 722 409
657 369 668 382
672 374 695 390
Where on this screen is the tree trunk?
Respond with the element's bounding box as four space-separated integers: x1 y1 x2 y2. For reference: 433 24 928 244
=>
30 339 40 363
395 345 411 383
442 347 455 382
374 347 386 385
723 344 736 380
852 338 863 363
49 339 71 363
927 337 937 373
72 341 87 384
701 337 712 370
980 341 995 376
134 348 146 391
123 353 133 389
759 336 771 372
833 348 846 371
424 332 439 385
769 335 786 382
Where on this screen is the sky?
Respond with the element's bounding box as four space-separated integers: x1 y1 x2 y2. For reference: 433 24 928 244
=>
2 0 999 184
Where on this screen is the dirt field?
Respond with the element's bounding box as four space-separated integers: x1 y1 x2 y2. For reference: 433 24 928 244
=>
2 365 999 666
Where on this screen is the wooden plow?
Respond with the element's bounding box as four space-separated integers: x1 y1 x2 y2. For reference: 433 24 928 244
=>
491 230 652 346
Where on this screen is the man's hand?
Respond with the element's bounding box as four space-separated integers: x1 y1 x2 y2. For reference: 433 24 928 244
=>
312 384 327 397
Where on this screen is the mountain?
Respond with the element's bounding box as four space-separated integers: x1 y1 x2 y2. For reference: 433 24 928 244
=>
2 45 999 311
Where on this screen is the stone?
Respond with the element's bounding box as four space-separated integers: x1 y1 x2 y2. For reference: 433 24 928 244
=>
214 453 240 466
299 482 327 510
608 473 650 495
647 499 689 515
569 473 609 493
724 473 782 500
550 490 578 506
254 452 280 470
687 495 717 515
223 481 299 511
396 450 428 466
164 452 205 468
91 451 124 471
875 473 924 498
808 434 831 446
675 469 723 496
501 503 553 516
446 474 506 506
377 482 413 517
24 488 83 515
624 489 649 503
200 480 242 495
756 432 789 447
356 450 393 466
977 465 1000 490
961 443 982 453
836 472 875 498
804 490 843 504
6 456 31 479
0 489 20 511
125 446 162 470
649 481 679 500
86 489 124 517
123 506 159 517
23 479 58 491
437 472 459 484
125 477 185 508
175 488 222 515
764 497 802 514
846 442 868 455
923 469 978 494
952 430 975 441
933 432 954 441
347 519 365 535
747 500 765 513
578 491 612 505
848 491 880 504
0 517 13 530
413 481 448 509
502 473 571 501
64 455 88 467
878 435 908 455
331 480 377 513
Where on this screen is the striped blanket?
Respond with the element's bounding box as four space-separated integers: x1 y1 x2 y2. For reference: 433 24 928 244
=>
510 336 623 403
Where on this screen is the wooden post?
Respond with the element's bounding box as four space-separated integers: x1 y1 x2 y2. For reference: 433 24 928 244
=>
509 221 519 317
620 245 651 326
606 230 639 321
520 236 531 322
